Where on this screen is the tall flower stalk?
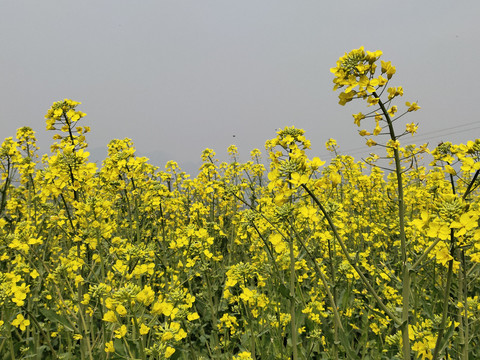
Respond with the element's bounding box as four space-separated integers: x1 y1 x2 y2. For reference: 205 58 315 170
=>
330 47 421 359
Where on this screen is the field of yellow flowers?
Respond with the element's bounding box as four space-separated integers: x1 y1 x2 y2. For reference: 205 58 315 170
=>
1 48 479 360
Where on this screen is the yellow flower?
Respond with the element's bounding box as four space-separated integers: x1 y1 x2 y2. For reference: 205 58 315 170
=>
387 86 403 99
269 233 287 254
105 341 115 353
239 287 255 304
174 328 187 341
113 259 127 274
139 323 150 335
152 301 174 316
381 60 396 79
366 139 377 147
299 205 320 221
75 275 84 287
444 165 456 175
187 312 200 321
406 122 418 135
203 249 213 258
338 90 355 105
369 322 380 335
436 247 453 266
373 123 382 136
11 314 30 331
406 101 421 112
325 138 337 151
470 252 480 263
233 351 253 360
412 335 436 360
427 221 450 240
289 172 309 187
115 325 128 338
105 297 115 310
81 293 91 305
165 346 176 358
387 105 398 117
162 331 174 341
116 304 127 316
310 157 325 169
387 139 400 149
358 75 378 93
450 212 478 237
12 283 30 306
102 310 118 323
136 285 155 306
8 238 29 253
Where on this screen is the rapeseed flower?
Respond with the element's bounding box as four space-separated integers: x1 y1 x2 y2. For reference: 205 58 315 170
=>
11 313 30 331
104 341 115 353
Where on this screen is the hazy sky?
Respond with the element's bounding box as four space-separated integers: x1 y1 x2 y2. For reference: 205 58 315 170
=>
1 1 479 174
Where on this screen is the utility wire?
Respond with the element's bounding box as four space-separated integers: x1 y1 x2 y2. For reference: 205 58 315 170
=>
343 121 478 155
319 121 480 160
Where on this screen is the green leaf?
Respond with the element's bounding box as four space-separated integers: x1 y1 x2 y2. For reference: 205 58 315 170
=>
437 320 456 355
39 308 75 332
278 283 292 299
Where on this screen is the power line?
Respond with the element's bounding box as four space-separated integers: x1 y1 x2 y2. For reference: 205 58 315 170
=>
317 121 480 160
341 121 479 155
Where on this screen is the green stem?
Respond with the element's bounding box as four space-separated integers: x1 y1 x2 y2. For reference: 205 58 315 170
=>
286 150 298 360
24 309 58 358
9 333 16 360
205 275 221 358
373 92 410 359
463 169 479 200
461 250 469 360
288 230 298 360
412 237 443 271
133 196 141 242
0 158 12 216
131 312 146 360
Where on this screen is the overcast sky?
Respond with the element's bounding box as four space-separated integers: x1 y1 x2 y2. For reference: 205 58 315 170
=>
1 1 479 174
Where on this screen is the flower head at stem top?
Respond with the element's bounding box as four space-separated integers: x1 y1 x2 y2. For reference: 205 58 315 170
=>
332 48 421 154
330 46 384 104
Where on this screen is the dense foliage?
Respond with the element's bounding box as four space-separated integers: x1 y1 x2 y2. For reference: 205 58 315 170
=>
1 48 479 359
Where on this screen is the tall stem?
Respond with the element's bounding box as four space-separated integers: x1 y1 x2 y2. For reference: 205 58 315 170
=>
288 231 298 360
463 169 479 200
462 250 469 359
287 161 298 360
373 92 410 359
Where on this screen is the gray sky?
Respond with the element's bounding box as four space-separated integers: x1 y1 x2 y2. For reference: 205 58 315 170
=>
1 1 479 174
